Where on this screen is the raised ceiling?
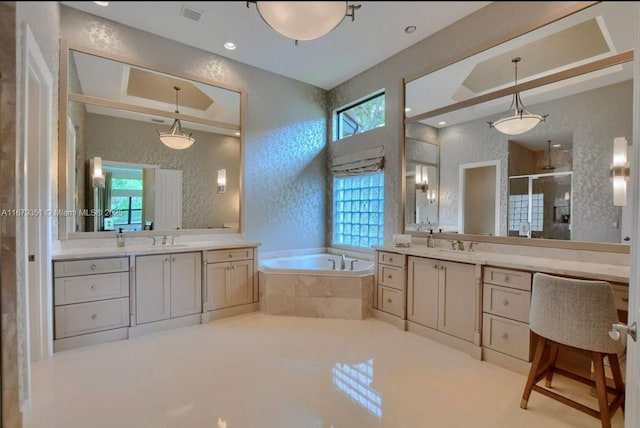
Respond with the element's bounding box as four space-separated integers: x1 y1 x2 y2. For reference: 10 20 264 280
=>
60 1 491 90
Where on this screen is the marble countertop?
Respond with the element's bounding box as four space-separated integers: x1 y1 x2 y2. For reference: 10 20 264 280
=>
376 246 630 284
52 240 261 261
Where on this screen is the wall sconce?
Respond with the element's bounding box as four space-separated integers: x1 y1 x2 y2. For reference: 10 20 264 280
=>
217 169 227 194
611 137 630 206
90 156 105 188
564 191 571 201
427 189 437 204
415 165 428 192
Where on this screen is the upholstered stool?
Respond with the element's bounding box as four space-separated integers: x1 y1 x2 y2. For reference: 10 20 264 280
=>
520 273 625 428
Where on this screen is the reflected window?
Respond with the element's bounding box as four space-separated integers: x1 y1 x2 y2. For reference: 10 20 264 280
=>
332 359 381 418
335 92 385 140
105 166 143 231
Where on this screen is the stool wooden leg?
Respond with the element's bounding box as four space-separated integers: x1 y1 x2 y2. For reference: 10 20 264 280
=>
592 352 611 428
521 336 547 409
545 343 559 388
608 353 625 414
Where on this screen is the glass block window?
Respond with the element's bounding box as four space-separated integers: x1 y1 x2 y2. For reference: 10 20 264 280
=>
333 171 384 248
508 193 543 232
336 92 385 140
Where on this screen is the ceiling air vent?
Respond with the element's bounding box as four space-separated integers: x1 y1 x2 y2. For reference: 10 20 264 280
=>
181 5 203 22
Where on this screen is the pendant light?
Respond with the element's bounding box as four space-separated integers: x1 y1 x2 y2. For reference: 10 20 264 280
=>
158 86 195 150
488 57 548 136
542 140 556 170
247 2 361 44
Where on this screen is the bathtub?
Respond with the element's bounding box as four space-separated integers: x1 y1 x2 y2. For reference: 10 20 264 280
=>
259 253 374 320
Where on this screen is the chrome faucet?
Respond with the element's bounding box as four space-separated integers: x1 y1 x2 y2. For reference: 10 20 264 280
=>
350 259 358 271
457 240 465 251
162 235 169 245
328 259 336 270
340 254 346 270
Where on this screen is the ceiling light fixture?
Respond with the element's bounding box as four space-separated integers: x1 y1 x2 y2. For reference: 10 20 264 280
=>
158 86 195 150
405 25 417 34
542 140 556 170
438 121 447 126
247 1 361 45
488 57 547 135
224 42 237 50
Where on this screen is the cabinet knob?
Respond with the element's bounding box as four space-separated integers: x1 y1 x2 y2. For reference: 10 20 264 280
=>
433 265 438 269
165 258 169 263
387 298 392 303
388 257 393 262
91 314 97 320
502 333 508 340
228 254 233 258
90 264 96 270
504 276 510 282
502 299 509 306
172 257 176 262
439 266 445 270
387 274 393 279
90 285 96 291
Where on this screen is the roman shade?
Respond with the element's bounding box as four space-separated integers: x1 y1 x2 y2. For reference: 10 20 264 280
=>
330 146 384 176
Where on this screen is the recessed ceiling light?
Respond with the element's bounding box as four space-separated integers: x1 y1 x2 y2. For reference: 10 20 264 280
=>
224 42 237 51
404 107 411 113
93 1 109 6
552 143 561 148
405 25 417 34
438 121 447 126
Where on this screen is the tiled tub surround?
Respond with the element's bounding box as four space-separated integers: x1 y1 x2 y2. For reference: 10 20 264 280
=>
259 253 375 320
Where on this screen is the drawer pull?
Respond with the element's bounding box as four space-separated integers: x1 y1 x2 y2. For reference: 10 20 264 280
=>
90 264 96 270
502 333 508 340
388 257 393 262
91 314 97 320
172 257 176 262
502 299 509 306
90 285 96 291
433 265 438 269
228 254 233 258
504 276 510 282
387 275 393 279
440 266 445 270
387 298 392 303
622 297 629 302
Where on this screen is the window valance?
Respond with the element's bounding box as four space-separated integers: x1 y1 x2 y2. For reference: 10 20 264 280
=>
330 146 384 176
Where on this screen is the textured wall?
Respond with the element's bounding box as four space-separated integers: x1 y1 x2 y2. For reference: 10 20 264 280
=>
60 6 327 252
437 80 632 243
327 2 595 244
85 112 240 229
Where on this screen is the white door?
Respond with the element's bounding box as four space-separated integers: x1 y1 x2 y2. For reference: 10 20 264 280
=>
154 169 182 230
23 24 53 368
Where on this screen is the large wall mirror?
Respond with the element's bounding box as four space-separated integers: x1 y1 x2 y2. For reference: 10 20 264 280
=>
404 1 634 245
59 42 243 239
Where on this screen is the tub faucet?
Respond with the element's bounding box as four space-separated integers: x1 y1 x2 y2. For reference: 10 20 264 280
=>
340 254 346 270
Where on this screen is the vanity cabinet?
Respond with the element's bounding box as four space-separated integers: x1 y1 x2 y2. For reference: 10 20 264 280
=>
481 266 532 361
203 248 256 312
135 252 202 324
53 256 130 351
407 257 476 342
374 251 406 319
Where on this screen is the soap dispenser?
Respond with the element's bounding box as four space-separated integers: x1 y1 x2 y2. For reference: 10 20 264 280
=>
427 229 436 248
116 228 125 248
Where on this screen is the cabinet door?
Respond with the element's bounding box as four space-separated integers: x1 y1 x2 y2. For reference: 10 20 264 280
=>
438 260 476 342
170 252 202 318
227 259 253 307
407 256 439 328
204 262 229 311
136 254 171 324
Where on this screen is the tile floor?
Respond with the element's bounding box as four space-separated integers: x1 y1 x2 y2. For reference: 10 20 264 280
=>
23 313 624 428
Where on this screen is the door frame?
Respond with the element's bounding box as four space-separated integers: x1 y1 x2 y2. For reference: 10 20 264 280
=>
458 160 501 235
22 23 53 374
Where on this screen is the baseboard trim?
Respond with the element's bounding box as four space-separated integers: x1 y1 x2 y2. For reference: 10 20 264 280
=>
128 314 201 338
482 347 531 375
371 308 406 330
54 327 129 352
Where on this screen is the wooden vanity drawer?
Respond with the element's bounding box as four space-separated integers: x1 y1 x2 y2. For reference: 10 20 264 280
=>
54 257 129 278
484 267 531 291
483 283 531 323
611 283 629 312
378 264 405 290
482 314 531 361
55 272 129 306
377 286 404 317
205 248 253 263
378 251 405 268
54 297 129 339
